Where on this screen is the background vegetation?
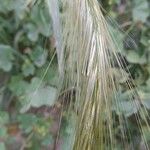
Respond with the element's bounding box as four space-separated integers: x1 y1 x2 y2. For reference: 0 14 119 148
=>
0 0 149 149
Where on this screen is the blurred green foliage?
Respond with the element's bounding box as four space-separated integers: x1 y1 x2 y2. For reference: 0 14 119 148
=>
0 0 58 149
0 0 149 149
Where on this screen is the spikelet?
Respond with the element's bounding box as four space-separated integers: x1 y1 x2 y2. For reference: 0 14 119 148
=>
48 0 150 149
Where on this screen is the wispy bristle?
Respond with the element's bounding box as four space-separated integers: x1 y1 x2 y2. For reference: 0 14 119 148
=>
48 0 150 149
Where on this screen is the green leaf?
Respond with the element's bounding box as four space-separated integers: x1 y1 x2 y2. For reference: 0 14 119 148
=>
18 114 38 133
0 45 14 72
30 4 52 37
25 77 42 93
112 91 140 116
132 0 149 23
22 59 35 77
9 76 29 96
30 86 57 107
20 77 58 112
12 0 33 19
36 63 59 86
30 47 48 68
126 51 146 64
114 100 140 117
25 23 39 42
109 68 129 83
108 24 124 54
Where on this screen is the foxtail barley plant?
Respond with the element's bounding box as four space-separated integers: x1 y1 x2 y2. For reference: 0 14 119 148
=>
47 0 150 149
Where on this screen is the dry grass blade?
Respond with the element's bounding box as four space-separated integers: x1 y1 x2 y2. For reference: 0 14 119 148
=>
48 0 150 149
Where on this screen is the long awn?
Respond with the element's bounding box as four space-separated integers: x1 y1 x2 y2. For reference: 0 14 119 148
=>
47 0 150 149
